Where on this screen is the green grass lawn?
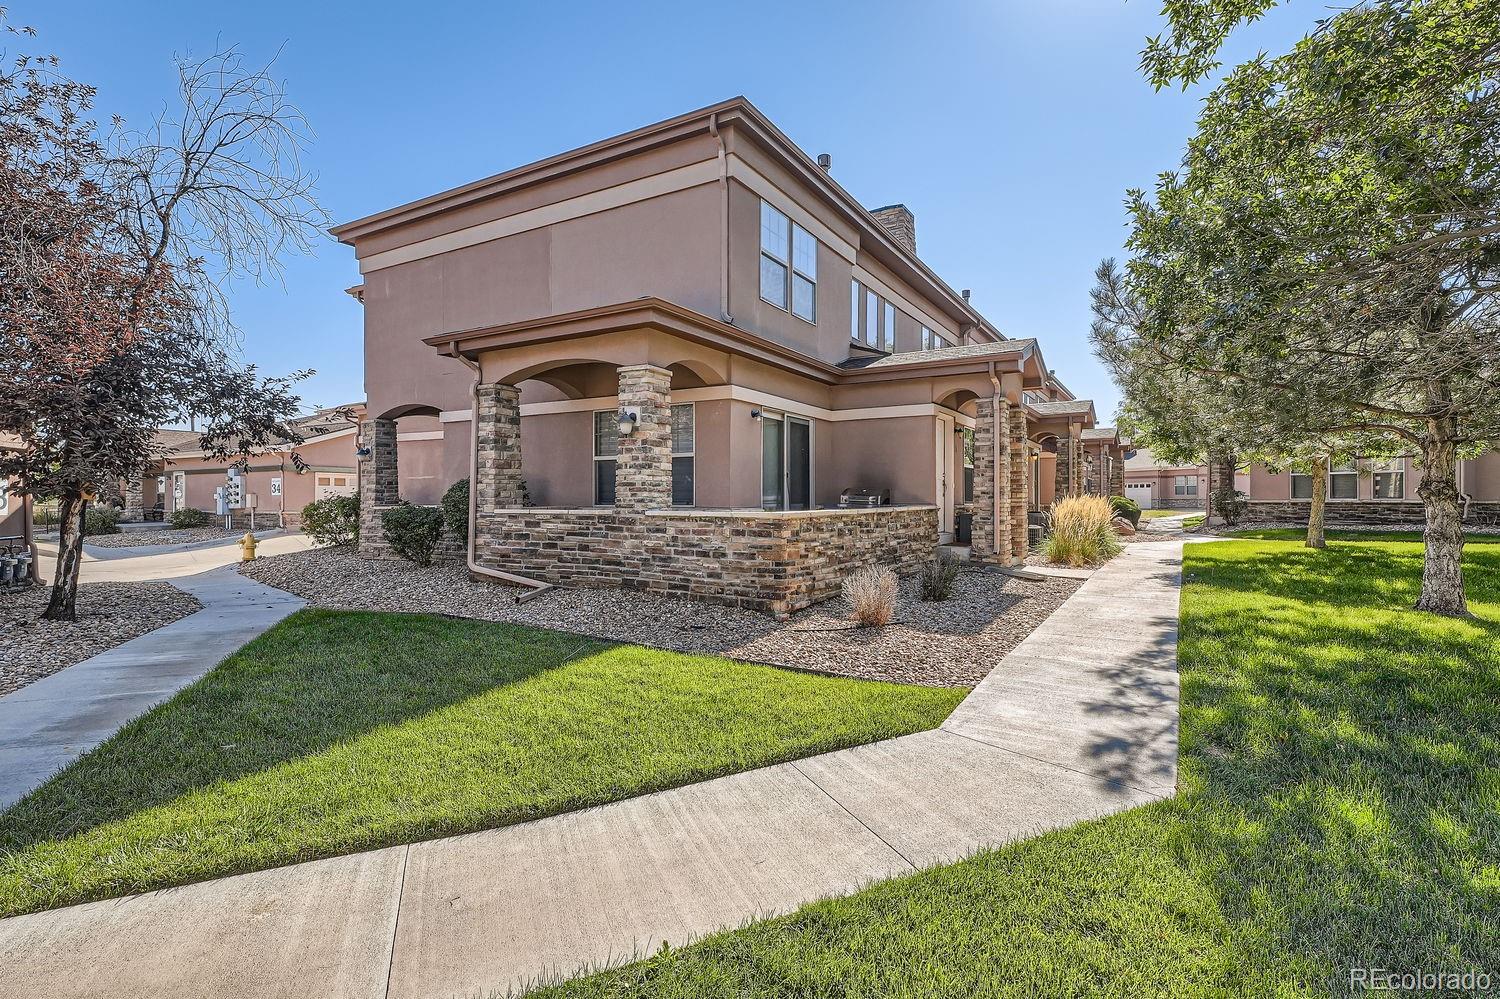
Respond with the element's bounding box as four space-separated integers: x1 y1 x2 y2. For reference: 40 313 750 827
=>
0 610 963 917
528 534 1500 998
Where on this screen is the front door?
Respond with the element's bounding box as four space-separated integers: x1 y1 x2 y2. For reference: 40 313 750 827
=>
935 415 955 542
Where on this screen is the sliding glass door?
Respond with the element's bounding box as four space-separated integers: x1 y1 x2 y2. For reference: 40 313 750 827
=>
762 414 812 511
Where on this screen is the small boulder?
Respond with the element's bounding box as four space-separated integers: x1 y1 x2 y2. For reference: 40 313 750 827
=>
1111 515 1137 537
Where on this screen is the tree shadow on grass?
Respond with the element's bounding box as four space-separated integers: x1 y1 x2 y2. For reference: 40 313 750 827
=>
1158 541 1500 988
0 609 608 853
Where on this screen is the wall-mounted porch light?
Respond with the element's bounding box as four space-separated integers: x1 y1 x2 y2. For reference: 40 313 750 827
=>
750 409 763 420
617 407 640 436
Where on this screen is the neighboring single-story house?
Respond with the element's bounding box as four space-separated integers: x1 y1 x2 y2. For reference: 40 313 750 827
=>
1125 446 1500 524
125 406 363 529
333 98 1124 613
0 434 37 586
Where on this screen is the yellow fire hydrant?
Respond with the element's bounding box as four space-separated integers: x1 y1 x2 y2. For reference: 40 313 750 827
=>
240 532 258 562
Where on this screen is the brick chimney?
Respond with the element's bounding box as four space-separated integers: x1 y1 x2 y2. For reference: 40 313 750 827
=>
870 204 916 255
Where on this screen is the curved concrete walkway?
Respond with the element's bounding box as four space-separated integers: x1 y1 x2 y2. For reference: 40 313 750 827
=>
0 540 1184 999
0 536 314 808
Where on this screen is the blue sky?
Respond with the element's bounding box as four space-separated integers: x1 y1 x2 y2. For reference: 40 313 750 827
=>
27 1 1318 419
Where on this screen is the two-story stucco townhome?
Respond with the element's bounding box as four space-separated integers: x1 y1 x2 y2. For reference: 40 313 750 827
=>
333 98 1124 614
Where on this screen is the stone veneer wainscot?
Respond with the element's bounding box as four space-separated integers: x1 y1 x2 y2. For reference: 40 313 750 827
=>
474 505 938 617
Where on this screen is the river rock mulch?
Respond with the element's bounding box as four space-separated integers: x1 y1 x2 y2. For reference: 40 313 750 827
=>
241 547 1081 688
75 527 243 549
0 583 202 696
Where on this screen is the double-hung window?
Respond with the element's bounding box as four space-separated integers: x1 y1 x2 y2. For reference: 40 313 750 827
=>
1330 461 1358 499
864 289 878 347
1174 474 1198 497
671 404 695 506
1372 459 1404 499
850 281 861 341
593 411 618 505
881 303 895 352
920 326 932 351
1290 470 1314 499
759 200 817 322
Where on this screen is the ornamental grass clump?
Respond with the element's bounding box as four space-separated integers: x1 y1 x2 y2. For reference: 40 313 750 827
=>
919 550 961 601
1044 495 1122 568
843 565 898 627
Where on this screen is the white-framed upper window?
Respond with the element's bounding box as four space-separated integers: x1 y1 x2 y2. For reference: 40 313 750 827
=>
864 289 878 347
593 411 618 506
671 403 695 506
759 200 816 323
850 280 861 341
881 303 895 352
1372 458 1405 500
920 326 932 351
1173 474 1198 497
1023 390 1049 406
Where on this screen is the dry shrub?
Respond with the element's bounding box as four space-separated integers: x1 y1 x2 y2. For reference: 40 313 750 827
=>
843 565 898 627
1044 495 1123 567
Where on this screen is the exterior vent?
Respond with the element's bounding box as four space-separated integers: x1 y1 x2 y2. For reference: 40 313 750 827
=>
870 204 916 255
816 153 832 171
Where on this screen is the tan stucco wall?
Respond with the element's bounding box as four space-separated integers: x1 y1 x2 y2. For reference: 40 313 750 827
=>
164 433 359 522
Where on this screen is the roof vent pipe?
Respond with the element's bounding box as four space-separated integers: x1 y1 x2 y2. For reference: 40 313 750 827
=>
816 153 832 171
961 289 971 302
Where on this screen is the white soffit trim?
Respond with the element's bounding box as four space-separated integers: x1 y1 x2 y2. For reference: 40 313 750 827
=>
358 159 721 274
852 265 957 343
725 157 858 263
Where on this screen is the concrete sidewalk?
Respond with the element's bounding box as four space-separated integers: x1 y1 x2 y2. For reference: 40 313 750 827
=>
0 568 305 809
0 540 1183 999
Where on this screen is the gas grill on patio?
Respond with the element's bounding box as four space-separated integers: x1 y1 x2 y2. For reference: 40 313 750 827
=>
837 487 890 509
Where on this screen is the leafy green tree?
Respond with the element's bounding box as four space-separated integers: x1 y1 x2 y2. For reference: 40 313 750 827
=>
1116 1 1500 615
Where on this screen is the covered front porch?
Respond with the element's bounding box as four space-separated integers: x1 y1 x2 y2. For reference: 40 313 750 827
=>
357 299 1042 613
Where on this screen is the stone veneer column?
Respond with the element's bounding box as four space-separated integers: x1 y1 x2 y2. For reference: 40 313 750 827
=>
122 472 144 522
358 417 398 556
615 364 673 512
1109 450 1124 497
970 397 996 560
1054 433 1073 502
1009 406 1029 560
475 383 524 513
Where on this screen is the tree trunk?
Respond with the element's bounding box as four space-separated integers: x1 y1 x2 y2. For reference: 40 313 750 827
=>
1306 457 1327 549
1415 422 1468 617
42 495 86 621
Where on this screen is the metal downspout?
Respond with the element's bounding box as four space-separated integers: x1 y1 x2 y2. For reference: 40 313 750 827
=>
450 344 554 604
988 361 1004 562
710 113 732 324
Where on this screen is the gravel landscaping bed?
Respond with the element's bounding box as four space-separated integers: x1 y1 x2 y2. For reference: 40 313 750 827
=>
0 583 203 695
76 527 244 549
241 547 1080 687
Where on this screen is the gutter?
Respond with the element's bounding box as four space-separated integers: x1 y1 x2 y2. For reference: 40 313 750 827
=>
450 343 554 604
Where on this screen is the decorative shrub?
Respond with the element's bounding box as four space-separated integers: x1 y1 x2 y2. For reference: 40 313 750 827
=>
1212 486 1248 526
82 506 121 536
843 565 898 627
1044 495 1123 568
381 502 445 567
169 507 213 529
301 495 360 547
441 478 470 546
919 550 961 602
1109 494 1142 528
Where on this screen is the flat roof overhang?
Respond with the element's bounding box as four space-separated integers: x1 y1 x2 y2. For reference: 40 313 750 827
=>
423 298 1028 387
